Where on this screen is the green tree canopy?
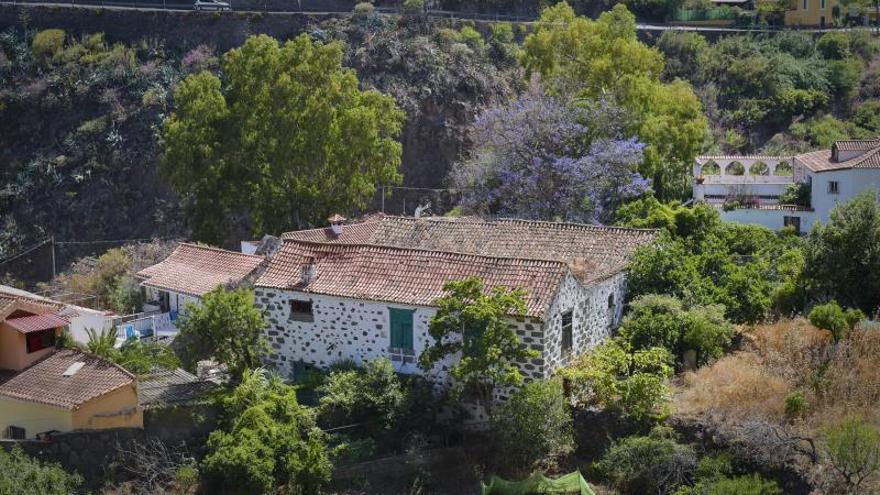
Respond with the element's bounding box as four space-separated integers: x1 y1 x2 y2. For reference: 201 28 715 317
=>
203 369 332 494
176 287 268 380
0 446 82 495
419 277 537 413
805 192 880 314
521 2 707 199
161 34 404 244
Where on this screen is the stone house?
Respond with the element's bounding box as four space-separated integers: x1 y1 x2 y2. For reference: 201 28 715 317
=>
255 215 656 397
693 138 880 233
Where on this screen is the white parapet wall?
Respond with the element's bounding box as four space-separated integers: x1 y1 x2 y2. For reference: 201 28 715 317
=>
718 207 816 232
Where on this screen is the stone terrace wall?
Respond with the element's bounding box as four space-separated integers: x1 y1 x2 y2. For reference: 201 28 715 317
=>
0 404 217 488
0 5 333 52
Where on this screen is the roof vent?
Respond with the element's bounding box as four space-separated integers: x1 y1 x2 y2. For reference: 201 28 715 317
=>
328 214 346 236
300 256 317 285
62 362 85 377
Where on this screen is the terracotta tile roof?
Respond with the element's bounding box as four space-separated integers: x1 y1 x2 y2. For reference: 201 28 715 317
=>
283 216 656 282
0 286 65 320
834 139 880 152
257 241 571 318
137 243 264 297
0 349 135 409
5 313 69 333
796 145 880 172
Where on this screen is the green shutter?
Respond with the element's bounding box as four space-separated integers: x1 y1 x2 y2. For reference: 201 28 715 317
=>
389 308 415 351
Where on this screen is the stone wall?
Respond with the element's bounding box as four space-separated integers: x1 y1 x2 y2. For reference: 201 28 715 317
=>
256 274 623 395
0 4 336 52
0 404 217 488
543 272 626 374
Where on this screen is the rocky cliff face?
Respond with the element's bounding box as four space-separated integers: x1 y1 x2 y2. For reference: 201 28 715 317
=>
0 11 519 277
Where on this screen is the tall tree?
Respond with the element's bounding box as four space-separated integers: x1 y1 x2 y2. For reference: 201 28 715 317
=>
176 287 268 380
805 191 880 314
420 277 537 413
449 89 649 223
520 3 707 199
161 34 404 244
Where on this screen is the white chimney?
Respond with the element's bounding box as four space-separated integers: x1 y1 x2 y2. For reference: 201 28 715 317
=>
328 214 346 236
300 256 317 285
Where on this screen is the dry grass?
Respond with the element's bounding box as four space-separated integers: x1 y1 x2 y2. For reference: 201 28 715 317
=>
676 318 880 431
675 352 791 422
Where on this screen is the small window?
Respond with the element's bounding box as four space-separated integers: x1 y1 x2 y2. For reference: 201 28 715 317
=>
783 216 802 234
289 300 314 322
802 0 807 9
608 294 615 309
26 329 55 354
820 0 825 8
828 181 839 194
561 311 573 355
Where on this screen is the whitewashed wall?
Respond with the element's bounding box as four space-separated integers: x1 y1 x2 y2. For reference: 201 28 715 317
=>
143 286 200 316
808 169 880 224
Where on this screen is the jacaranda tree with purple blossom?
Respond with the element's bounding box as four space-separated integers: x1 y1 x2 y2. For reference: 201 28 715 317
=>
449 90 650 223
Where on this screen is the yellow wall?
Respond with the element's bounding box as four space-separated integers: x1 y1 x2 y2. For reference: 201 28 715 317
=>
0 322 60 371
785 0 835 26
0 397 73 438
0 385 141 439
72 384 143 431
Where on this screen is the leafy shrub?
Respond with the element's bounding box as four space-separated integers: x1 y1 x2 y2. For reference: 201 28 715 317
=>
32 29 65 60
402 0 424 13
203 369 332 495
459 26 486 51
596 427 697 495
824 416 880 493
491 379 574 471
352 1 374 18
816 32 851 59
783 390 807 419
808 300 863 341
0 445 82 495
778 181 810 207
676 474 783 495
318 357 403 434
561 337 673 422
619 294 733 368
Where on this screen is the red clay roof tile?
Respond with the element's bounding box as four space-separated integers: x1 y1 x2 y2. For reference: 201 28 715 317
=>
137 243 264 297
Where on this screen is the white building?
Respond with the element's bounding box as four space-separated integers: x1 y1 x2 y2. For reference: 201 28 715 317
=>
0 285 115 345
693 138 880 232
131 243 265 342
255 215 656 400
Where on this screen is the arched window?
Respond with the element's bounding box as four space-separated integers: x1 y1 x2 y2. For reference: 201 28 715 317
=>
749 161 769 176
726 161 745 176
701 160 720 175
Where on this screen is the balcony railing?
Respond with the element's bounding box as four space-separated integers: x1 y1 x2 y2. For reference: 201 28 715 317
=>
114 311 179 345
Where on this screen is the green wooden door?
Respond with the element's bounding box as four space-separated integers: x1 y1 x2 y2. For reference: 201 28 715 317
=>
389 308 415 351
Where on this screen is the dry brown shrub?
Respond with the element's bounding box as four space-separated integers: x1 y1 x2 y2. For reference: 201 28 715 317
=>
675 352 792 422
743 318 832 385
817 329 880 412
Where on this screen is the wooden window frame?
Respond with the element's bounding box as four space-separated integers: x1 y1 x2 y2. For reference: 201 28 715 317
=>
561 310 573 355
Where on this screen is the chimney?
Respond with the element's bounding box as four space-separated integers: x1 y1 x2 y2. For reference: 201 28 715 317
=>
328 214 346 236
300 256 317 285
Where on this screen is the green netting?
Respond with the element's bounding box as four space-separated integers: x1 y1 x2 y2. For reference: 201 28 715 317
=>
480 471 596 495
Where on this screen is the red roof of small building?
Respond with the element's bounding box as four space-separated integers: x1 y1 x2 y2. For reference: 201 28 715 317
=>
5 313 69 333
0 349 135 409
257 241 571 318
0 286 64 321
137 243 264 297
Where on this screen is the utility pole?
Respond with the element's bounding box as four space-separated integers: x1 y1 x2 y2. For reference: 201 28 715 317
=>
50 236 56 281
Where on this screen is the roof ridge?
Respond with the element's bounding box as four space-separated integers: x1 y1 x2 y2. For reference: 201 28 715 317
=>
379 215 659 234
178 242 263 259
285 239 574 267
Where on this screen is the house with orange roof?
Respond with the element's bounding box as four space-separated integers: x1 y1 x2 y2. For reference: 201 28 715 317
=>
693 138 880 232
257 215 656 401
127 243 265 343
0 290 141 439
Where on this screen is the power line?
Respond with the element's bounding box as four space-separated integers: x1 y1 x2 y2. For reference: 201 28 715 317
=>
0 239 51 266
